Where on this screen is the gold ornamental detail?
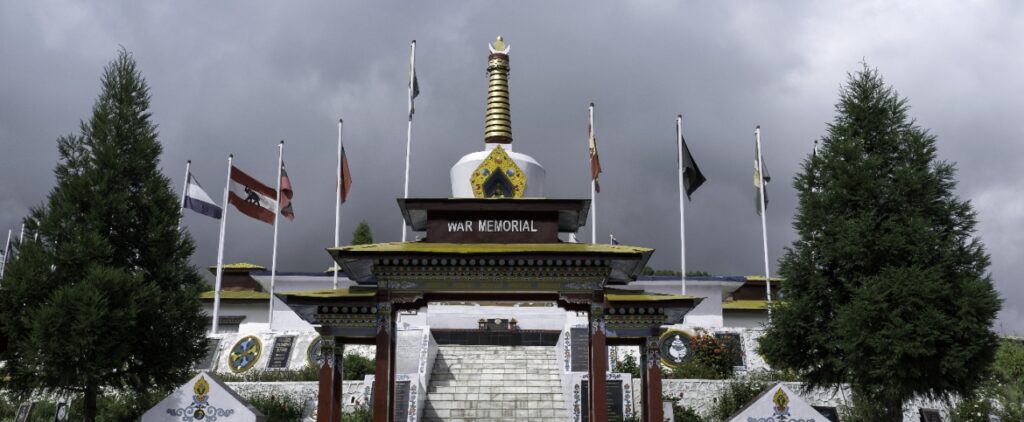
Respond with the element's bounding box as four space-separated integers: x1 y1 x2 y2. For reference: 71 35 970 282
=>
485 36 512 144
471 145 526 198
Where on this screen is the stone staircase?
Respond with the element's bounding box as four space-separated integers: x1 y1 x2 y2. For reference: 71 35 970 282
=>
422 345 566 421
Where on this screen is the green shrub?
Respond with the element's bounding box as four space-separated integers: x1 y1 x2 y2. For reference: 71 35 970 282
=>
245 393 305 422
344 353 375 380
345 404 373 422
704 379 769 421
614 353 641 378
216 364 320 382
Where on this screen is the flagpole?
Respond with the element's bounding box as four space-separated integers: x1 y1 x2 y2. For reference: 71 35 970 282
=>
402 40 416 242
334 119 343 289
0 229 11 278
18 223 25 244
179 160 191 229
677 115 687 296
211 155 232 335
755 126 772 320
589 103 597 243
269 141 284 331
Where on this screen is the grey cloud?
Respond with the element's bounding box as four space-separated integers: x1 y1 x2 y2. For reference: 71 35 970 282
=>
1 1 1021 334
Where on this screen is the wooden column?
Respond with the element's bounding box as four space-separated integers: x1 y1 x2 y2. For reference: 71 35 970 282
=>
372 301 394 422
317 337 343 422
643 336 664 422
589 303 608 422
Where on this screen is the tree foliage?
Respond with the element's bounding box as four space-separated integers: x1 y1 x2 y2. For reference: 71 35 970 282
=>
0 49 206 420
758 65 1001 419
351 220 373 245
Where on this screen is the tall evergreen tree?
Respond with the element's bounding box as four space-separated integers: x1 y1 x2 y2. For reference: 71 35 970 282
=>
758 66 1001 419
0 50 206 421
351 220 373 245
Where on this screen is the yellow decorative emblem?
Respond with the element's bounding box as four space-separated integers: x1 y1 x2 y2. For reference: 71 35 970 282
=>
194 375 210 401
772 387 789 411
471 145 526 198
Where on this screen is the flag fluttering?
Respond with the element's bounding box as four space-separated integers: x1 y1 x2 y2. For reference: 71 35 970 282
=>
228 166 278 225
610 234 620 245
677 119 706 199
339 136 352 203
409 40 420 119
589 113 602 192
279 161 294 221
754 137 771 215
183 173 223 219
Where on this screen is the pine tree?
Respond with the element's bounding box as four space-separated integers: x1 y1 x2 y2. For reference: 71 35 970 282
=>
758 66 1001 420
0 49 206 421
351 220 373 245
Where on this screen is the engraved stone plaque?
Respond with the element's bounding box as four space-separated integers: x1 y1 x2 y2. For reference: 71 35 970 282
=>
570 328 589 372
267 336 295 369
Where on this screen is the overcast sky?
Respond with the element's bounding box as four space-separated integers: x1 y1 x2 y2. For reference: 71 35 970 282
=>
1 1 1021 334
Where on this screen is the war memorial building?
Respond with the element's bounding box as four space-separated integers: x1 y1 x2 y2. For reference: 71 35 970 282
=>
188 38 951 422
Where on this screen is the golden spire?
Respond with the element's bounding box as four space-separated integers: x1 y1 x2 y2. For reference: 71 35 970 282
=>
485 36 512 144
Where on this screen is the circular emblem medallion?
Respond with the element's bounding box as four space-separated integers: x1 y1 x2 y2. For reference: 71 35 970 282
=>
228 336 262 373
659 330 694 368
307 336 324 367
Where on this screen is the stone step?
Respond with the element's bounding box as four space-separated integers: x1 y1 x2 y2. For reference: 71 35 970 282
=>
422 345 566 421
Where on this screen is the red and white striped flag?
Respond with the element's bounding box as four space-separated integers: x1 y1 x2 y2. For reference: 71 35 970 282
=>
227 166 278 225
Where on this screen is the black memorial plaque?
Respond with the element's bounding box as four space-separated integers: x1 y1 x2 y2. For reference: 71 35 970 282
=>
813 406 840 422
14 402 32 422
920 409 942 422
393 381 411 421
580 380 626 422
195 338 221 370
570 328 590 372
267 336 295 369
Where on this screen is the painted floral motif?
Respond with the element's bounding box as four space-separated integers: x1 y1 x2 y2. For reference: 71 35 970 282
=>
623 380 633 419
563 331 571 372
573 383 582 422
166 375 235 421
408 384 418 421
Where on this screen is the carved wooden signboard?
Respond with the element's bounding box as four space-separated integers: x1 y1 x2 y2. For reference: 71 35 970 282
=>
426 210 559 243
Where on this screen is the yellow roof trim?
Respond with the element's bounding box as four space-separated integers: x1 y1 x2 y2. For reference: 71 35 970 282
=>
330 242 651 255
279 287 378 299
722 300 769 310
199 290 271 300
744 275 784 282
206 263 266 272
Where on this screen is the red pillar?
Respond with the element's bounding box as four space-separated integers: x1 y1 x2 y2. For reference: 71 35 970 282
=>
644 336 664 422
589 304 608 422
317 337 343 422
373 302 394 422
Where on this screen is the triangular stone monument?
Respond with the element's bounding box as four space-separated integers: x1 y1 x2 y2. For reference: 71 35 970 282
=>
727 383 828 422
142 371 265 421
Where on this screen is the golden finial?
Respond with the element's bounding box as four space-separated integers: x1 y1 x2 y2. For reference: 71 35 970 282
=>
489 36 509 54
485 36 512 143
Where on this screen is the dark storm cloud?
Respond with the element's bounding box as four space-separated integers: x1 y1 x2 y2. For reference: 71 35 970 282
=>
2 1 1021 333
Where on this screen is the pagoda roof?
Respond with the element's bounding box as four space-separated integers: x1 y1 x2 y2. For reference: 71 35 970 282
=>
329 241 650 255
329 241 653 284
205 262 266 275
